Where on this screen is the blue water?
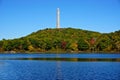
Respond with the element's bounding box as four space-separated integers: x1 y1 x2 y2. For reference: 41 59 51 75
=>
0 53 120 58
0 53 120 80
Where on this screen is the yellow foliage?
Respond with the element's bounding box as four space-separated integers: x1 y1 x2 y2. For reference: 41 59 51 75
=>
70 43 78 51
28 45 34 51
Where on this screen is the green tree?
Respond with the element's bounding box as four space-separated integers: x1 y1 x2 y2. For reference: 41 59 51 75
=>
96 35 111 51
78 39 89 51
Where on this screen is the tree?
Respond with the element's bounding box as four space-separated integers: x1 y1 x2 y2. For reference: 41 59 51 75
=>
96 35 111 51
28 45 34 52
0 41 3 51
61 41 67 49
78 39 89 51
70 42 78 51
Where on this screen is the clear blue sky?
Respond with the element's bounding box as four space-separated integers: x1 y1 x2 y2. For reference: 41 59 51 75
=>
0 0 120 40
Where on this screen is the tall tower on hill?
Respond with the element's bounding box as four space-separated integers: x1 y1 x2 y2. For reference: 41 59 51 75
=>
56 8 60 28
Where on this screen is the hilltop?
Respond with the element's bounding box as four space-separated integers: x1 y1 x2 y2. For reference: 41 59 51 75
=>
0 28 120 53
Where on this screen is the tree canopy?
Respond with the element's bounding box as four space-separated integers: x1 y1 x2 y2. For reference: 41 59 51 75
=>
0 28 120 53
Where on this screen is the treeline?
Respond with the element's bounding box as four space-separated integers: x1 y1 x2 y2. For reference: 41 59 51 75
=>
0 28 120 53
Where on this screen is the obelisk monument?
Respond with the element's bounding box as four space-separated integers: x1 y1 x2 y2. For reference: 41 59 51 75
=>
56 8 60 28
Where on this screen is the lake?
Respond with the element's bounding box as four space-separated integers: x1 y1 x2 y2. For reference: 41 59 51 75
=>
0 53 120 80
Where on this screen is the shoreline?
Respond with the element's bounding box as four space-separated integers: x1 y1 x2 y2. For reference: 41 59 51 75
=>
0 50 120 54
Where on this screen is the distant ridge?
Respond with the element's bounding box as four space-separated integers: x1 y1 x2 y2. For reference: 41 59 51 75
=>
0 28 120 53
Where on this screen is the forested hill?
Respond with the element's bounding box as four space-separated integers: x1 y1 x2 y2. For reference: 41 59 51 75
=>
0 28 120 53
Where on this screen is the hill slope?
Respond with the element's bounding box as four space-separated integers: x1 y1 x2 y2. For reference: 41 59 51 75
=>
0 28 120 53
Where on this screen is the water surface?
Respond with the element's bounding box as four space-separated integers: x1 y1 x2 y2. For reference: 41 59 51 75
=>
0 53 120 80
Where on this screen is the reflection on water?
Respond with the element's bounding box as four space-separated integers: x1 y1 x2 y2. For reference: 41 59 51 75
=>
0 53 120 80
0 57 120 62
0 53 119 62
55 54 63 80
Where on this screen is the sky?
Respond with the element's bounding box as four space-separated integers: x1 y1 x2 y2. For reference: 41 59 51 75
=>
0 0 120 40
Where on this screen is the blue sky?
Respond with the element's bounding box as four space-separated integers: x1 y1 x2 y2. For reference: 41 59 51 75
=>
0 0 120 40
